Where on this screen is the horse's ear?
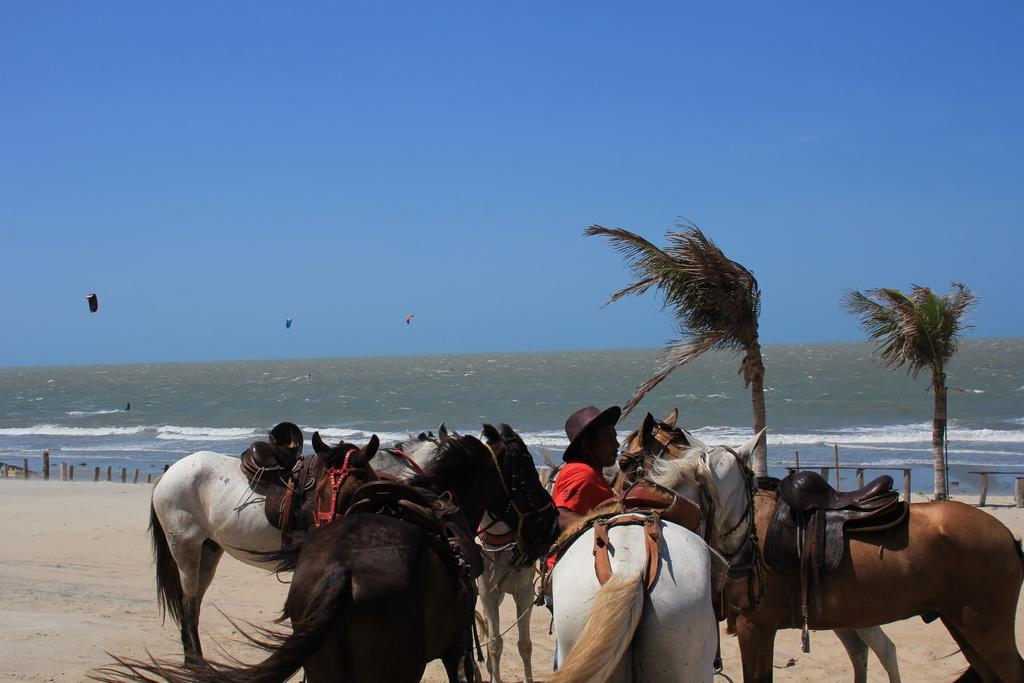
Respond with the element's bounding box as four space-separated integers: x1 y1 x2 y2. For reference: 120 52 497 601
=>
735 428 766 466
640 413 657 451
312 431 328 455
663 408 679 428
481 424 501 446
362 434 380 461
500 423 518 442
438 423 450 443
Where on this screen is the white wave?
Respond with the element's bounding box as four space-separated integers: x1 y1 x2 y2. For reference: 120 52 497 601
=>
61 445 190 453
156 426 263 442
0 424 155 437
65 409 124 417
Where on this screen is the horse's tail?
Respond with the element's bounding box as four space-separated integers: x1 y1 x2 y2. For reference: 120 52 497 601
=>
150 500 184 627
92 566 352 683
550 570 645 683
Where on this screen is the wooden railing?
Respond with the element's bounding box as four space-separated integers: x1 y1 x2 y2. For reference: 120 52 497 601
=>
966 471 1024 506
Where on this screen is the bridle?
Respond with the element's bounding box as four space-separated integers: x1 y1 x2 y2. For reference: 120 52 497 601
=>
313 447 377 528
623 423 764 609
479 441 556 563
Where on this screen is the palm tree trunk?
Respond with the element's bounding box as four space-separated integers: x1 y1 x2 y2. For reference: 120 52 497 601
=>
747 344 768 477
932 375 948 500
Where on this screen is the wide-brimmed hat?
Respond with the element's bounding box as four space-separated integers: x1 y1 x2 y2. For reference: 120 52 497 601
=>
563 405 621 462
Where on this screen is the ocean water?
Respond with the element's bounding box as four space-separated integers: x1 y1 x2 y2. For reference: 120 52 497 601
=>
2 339 1022 495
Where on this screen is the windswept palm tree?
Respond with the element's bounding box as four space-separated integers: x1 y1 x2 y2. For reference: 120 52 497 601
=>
585 223 768 476
842 283 978 500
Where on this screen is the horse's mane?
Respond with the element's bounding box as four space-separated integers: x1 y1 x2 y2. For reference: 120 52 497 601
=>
647 446 706 491
648 446 723 543
403 434 485 492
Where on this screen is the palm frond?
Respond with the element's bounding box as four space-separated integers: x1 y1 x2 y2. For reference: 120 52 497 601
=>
587 221 761 414
842 283 978 379
621 335 720 417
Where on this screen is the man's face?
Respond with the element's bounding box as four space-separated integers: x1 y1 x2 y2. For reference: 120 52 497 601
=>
584 424 619 468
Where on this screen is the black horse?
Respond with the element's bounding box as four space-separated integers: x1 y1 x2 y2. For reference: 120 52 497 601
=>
99 424 558 683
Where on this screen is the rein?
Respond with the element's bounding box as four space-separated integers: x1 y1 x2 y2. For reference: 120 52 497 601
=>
385 447 428 477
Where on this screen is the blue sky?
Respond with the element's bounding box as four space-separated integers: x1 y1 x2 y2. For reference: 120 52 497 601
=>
3 2 1021 367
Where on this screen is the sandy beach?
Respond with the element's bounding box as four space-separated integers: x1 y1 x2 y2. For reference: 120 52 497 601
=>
1 479 1022 682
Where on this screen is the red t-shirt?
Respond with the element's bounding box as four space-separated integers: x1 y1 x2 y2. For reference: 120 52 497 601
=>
548 461 614 569
552 461 614 514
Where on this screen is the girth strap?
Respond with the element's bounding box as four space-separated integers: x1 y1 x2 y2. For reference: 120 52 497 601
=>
592 513 661 592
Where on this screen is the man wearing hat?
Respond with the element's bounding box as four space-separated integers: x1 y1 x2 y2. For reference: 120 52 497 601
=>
551 404 621 532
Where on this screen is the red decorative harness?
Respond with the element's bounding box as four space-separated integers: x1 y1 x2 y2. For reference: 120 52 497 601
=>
314 448 373 528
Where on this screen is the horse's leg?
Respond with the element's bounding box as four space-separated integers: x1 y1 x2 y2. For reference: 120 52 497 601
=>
734 616 778 683
939 615 1021 683
856 626 901 683
479 579 504 683
833 629 869 683
193 539 224 640
172 540 205 664
510 572 535 683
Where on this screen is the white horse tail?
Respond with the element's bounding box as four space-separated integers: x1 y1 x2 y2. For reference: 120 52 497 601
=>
149 500 184 626
550 570 645 683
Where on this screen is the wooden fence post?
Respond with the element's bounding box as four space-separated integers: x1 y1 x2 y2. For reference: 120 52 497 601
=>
979 473 990 506
23 458 29 479
903 469 911 501
794 450 800 472
1015 478 1024 508
834 444 840 488
855 468 865 489
146 473 152 484
70 465 75 481
60 462 68 481
94 466 100 482
106 466 112 482
120 467 127 483
133 469 140 484
43 451 50 480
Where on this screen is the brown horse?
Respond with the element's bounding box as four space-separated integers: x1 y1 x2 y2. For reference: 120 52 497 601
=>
725 478 1024 682
99 424 559 683
623 412 1023 681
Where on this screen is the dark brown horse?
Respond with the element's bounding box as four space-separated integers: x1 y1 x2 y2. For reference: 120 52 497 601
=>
148 426 381 663
100 424 558 683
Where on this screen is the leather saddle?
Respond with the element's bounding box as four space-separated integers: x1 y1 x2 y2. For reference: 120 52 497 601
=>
241 441 302 484
238 422 311 544
764 471 908 652
347 481 484 580
618 480 702 533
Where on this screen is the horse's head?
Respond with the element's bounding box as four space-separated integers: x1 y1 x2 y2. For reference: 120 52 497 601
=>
643 418 764 570
310 432 380 524
480 423 559 567
616 409 706 490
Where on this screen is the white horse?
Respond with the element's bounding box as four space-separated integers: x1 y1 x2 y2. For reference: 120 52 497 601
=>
476 513 540 683
148 426 441 663
550 512 720 682
545 435 762 682
638 413 900 683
